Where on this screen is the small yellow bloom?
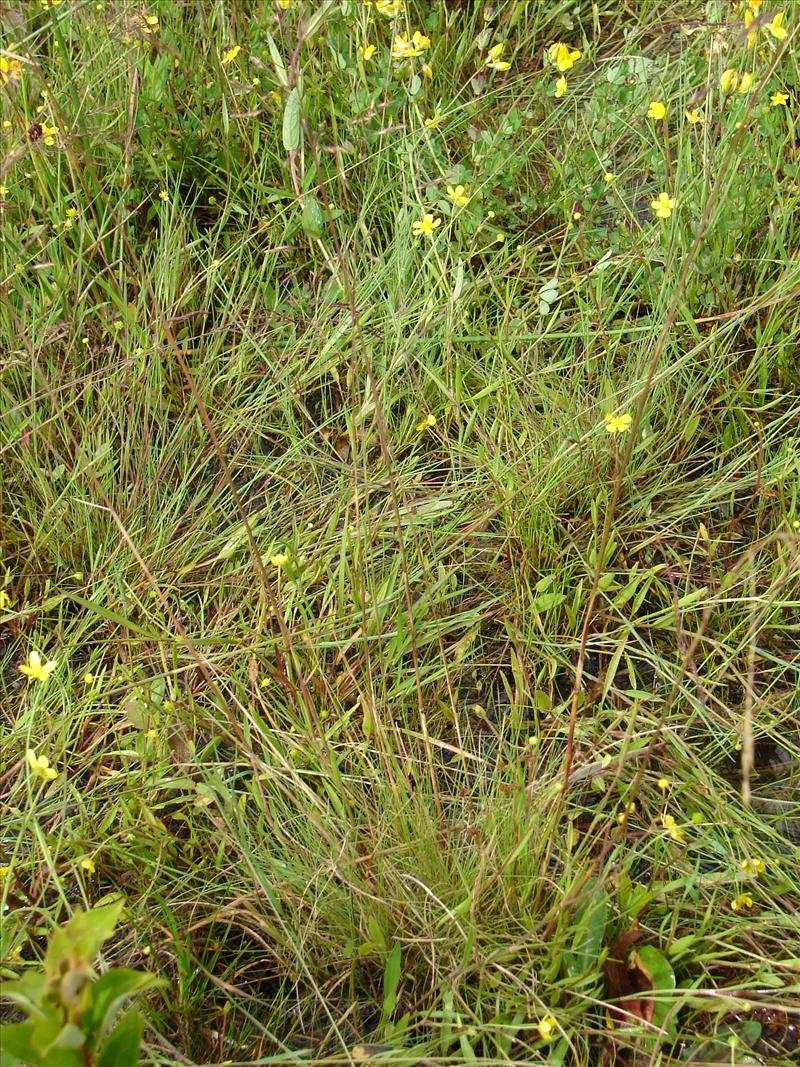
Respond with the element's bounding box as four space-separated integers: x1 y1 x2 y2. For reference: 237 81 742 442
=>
650 191 676 219
661 813 685 842
145 727 157 740
657 777 670 792
19 650 58 682
743 8 757 48
617 801 636 823
113 319 124 330
0 866 11 881
362 44 376 61
0 590 11 609
766 12 787 40
555 75 567 97
412 30 431 52
278 0 291 8
270 553 289 567
603 171 615 182
159 189 169 201
80 857 96 874
721 68 739 94
143 13 159 32
685 108 704 123
548 42 581 73
412 213 441 238
486 42 512 71
770 90 789 106
424 113 442 128
604 412 632 435
26 749 59 782
415 413 436 432
738 71 754 93
41 124 57 146
83 672 95 684
391 34 423 59
0 56 24 85
740 857 766 877
731 892 754 912
537 1015 558 1041
647 100 666 120
422 62 433 79
375 0 403 14
221 45 241 65
446 184 470 208
269 90 281 104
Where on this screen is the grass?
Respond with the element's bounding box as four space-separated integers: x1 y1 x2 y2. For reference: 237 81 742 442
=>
1 0 800 1063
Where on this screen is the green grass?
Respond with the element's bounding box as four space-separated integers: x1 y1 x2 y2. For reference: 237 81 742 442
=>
2 0 800 1063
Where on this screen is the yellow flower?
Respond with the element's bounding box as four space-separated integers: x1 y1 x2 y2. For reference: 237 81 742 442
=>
604 412 632 435
647 100 666 119
270 553 289 567
486 42 512 71
362 44 376 61
145 727 157 740
555 75 567 97
661 813 685 842
0 56 24 84
685 108 704 123
740 857 766 877
391 34 424 59
143 13 159 33
422 62 433 79
415 413 436 432
19 650 58 682
548 42 581 72
731 892 754 912
650 191 676 219
221 45 241 65
375 0 404 16
159 189 169 201
83 672 95 684
738 71 754 93
278 0 291 7
0 590 11 609
79 857 96 874
743 8 757 48
446 184 470 208
0 866 11 881
269 90 281 104
412 213 441 238
770 90 789 106
412 30 431 52
617 801 636 823
766 12 787 39
537 1015 558 1041
657 777 670 792
603 171 615 182
721 68 739 93
26 749 59 782
41 124 57 146
424 112 442 128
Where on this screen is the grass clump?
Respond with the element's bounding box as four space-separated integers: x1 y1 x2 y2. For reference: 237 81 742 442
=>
2 1 799 1064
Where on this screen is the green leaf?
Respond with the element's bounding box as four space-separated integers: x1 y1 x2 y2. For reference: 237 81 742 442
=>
301 195 325 239
264 32 288 88
94 1008 143 1067
564 883 607 978
84 969 166 1052
45 903 124 983
282 87 302 152
380 943 402 1032
0 972 48 1017
0 1021 36 1063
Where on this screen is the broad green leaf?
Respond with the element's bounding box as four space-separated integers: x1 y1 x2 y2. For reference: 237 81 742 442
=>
84 969 166 1051
282 87 302 152
94 1008 143 1067
381 943 402 1031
